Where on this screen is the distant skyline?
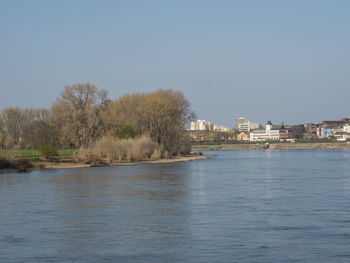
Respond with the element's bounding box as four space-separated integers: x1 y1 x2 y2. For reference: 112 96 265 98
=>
1 0 349 127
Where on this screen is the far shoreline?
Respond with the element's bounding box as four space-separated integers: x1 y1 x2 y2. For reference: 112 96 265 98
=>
191 142 350 151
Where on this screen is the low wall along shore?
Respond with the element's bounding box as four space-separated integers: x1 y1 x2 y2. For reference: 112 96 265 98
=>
192 143 350 151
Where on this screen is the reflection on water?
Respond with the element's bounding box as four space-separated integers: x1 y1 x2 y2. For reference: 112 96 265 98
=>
1 150 350 262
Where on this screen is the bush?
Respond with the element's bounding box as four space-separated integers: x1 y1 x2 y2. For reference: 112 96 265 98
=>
77 136 164 163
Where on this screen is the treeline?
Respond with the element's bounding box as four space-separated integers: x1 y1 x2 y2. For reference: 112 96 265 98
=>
0 84 195 157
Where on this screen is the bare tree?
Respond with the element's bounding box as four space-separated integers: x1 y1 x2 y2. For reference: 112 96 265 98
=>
0 119 3 149
0 107 23 149
111 89 195 155
138 90 195 154
20 108 58 149
51 83 110 148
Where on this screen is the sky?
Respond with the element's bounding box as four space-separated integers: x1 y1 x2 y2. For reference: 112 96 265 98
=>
0 0 349 127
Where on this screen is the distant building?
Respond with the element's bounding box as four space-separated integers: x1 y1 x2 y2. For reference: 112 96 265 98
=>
322 120 345 126
280 124 305 140
235 117 260 132
189 120 230 132
341 118 350 124
321 127 332 138
334 132 350 141
213 124 231 132
189 120 212 131
279 124 293 140
236 132 250 141
250 129 267 141
250 120 280 141
304 123 320 138
320 120 346 137
235 117 248 130
344 124 350 133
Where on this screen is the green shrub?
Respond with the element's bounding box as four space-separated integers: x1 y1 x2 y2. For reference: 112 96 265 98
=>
39 145 59 161
114 124 138 139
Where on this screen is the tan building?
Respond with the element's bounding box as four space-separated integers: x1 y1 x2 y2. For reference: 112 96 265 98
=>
236 132 250 141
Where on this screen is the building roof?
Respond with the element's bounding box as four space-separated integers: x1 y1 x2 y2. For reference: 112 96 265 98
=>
322 120 344 125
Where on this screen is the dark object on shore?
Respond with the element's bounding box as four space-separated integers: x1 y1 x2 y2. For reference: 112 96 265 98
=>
199 152 203 155
13 159 34 171
0 159 12 169
0 158 34 172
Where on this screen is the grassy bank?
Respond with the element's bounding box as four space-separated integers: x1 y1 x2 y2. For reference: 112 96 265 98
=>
0 149 76 171
0 149 75 160
0 137 208 171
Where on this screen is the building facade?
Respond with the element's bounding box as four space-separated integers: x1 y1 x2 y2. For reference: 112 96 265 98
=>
189 120 213 131
235 117 260 132
236 132 250 141
250 121 280 141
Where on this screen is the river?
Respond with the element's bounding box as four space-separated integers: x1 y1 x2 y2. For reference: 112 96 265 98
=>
1 150 350 262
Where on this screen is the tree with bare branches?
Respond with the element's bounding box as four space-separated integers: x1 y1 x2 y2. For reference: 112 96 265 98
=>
0 107 23 149
110 89 195 155
51 83 110 148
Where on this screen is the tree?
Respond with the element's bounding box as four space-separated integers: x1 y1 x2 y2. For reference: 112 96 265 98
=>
0 120 3 149
114 123 138 139
110 89 195 155
19 108 56 149
139 89 195 154
22 120 58 149
0 107 23 149
51 83 110 148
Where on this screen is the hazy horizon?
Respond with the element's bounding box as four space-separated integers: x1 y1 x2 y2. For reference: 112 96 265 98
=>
1 0 349 127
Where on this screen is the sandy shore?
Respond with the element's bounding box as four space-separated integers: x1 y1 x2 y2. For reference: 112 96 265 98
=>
192 143 350 151
40 154 211 170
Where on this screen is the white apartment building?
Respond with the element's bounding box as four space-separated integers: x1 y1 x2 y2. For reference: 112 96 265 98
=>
189 120 213 131
344 124 350 133
189 120 230 132
250 121 280 141
250 129 267 141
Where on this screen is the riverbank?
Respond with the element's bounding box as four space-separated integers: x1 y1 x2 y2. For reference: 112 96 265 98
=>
42 154 211 170
0 154 211 172
192 143 350 151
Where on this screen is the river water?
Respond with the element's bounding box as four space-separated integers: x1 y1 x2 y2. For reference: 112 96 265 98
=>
1 150 350 262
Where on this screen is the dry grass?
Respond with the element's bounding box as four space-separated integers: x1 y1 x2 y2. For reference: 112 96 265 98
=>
77 136 165 164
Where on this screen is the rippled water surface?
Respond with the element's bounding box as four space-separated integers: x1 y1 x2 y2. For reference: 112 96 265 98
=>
1 150 350 262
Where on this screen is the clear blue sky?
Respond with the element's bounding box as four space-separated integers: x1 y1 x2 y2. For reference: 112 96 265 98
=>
1 0 349 127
